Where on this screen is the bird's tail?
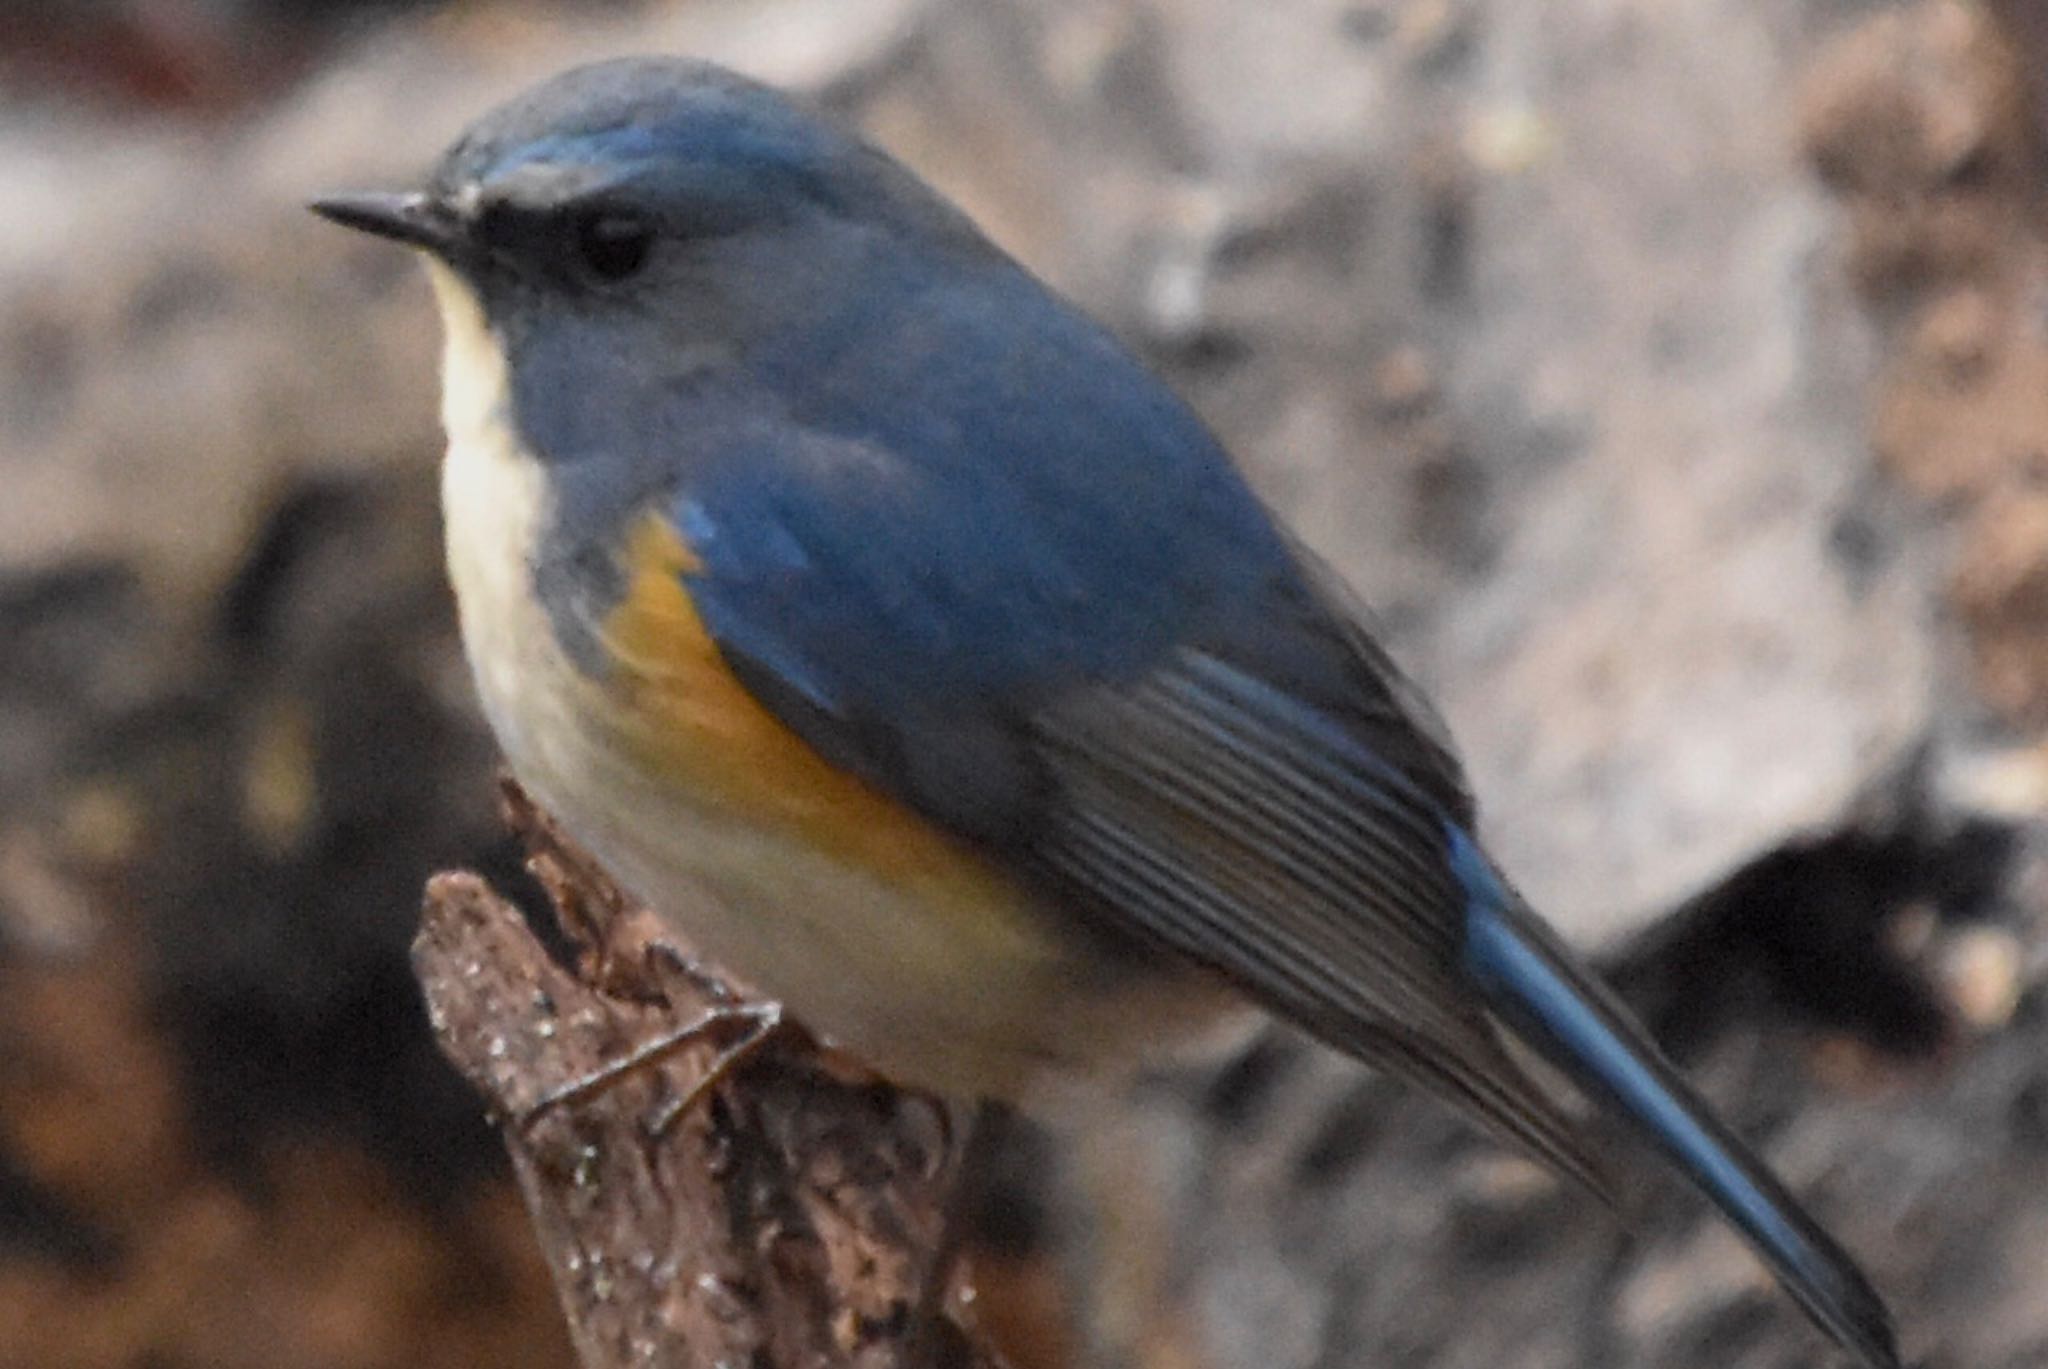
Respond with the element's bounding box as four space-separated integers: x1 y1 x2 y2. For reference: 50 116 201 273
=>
1446 827 1900 1369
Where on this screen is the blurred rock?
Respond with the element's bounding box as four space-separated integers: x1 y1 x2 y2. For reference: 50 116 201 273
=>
1803 0 2048 730
1938 923 2023 1031
1952 489 2048 726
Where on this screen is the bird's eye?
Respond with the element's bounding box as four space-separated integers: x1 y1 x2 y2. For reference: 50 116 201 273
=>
572 209 654 282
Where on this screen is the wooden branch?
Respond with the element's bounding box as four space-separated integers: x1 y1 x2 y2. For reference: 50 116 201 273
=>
412 781 1003 1369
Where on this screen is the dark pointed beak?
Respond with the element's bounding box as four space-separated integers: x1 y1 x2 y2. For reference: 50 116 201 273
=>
308 191 460 254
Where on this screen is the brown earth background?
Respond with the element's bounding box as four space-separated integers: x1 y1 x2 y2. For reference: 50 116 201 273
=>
3 1 2048 1366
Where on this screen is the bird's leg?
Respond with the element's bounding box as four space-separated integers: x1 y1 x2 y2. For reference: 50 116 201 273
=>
518 1000 787 1132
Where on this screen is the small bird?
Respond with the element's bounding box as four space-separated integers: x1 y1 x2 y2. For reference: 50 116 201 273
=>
314 57 1899 1366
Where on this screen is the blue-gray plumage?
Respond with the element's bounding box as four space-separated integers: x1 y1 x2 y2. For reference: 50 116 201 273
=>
310 57 1899 1367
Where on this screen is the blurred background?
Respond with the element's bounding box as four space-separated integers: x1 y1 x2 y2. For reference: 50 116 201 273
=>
3 0 2046 1365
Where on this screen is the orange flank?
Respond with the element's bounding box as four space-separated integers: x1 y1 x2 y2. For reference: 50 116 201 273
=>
595 512 1016 901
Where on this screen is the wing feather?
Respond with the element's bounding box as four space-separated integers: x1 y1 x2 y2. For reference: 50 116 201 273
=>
1030 651 1612 1198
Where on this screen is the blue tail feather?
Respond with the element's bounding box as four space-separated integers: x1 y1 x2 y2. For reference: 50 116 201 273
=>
1447 826 1900 1369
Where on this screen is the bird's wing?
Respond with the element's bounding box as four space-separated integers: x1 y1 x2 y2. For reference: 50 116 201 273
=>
1020 624 1610 1198
652 430 1609 1196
